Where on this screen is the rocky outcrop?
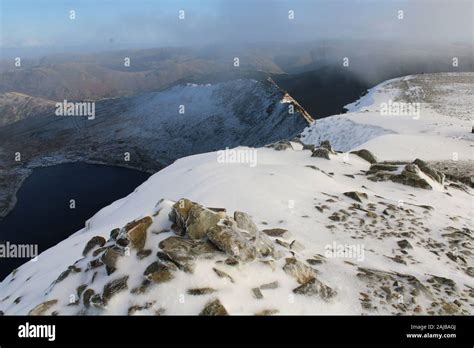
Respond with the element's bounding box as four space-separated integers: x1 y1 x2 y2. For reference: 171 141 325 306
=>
310 140 336 160
350 149 378 164
125 217 152 250
367 160 445 190
343 191 368 203
20 198 337 315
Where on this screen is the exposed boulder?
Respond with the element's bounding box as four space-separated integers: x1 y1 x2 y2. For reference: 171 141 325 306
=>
397 240 413 249
367 163 399 174
125 216 152 250
391 164 433 190
266 140 293 151
187 288 217 295
212 267 235 283
186 205 221 239
199 299 228 316
350 149 378 164
82 236 106 256
343 191 368 203
207 225 257 262
311 147 331 160
28 299 58 315
101 246 124 271
262 228 291 239
293 277 337 300
320 140 335 153
144 261 176 283
159 236 220 272
102 276 129 304
282 258 315 284
234 211 259 236
168 198 194 236
413 159 445 184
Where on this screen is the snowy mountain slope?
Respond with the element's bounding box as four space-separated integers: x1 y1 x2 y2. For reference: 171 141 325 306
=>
0 143 472 315
0 73 472 316
0 78 312 218
301 73 473 161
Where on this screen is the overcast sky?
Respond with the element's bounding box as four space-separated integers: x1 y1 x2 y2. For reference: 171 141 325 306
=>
1 0 472 53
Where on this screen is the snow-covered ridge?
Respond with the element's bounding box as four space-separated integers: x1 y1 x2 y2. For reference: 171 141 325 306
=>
0 73 472 315
302 72 473 161
0 78 312 219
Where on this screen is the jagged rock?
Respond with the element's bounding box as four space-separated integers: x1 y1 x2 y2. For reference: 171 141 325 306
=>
302 143 315 151
90 294 104 308
262 228 291 238
252 287 264 299
391 164 433 189
131 280 152 295
110 228 120 240
28 299 58 315
213 267 235 283
82 236 106 256
320 140 334 153
137 249 152 260
311 147 331 160
82 289 95 308
267 140 293 151
88 258 104 269
466 267 474 277
128 302 153 315
187 288 217 295
186 205 222 239
397 240 413 249
367 163 399 174
343 191 368 203
232 218 275 256
199 299 228 316
101 246 124 270
92 246 107 257
125 216 152 250
441 302 461 314
260 281 279 290
103 276 129 304
77 284 87 299
53 265 82 285
350 149 378 164
413 159 445 184
159 236 220 272
293 278 337 300
282 258 315 284
234 211 258 236
275 239 291 249
169 198 194 236
207 225 257 262
144 261 176 283
366 211 378 219
116 237 130 247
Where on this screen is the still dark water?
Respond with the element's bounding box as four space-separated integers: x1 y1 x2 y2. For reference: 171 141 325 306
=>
0 163 150 280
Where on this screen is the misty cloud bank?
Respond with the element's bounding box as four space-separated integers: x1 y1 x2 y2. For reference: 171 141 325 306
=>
1 0 472 56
